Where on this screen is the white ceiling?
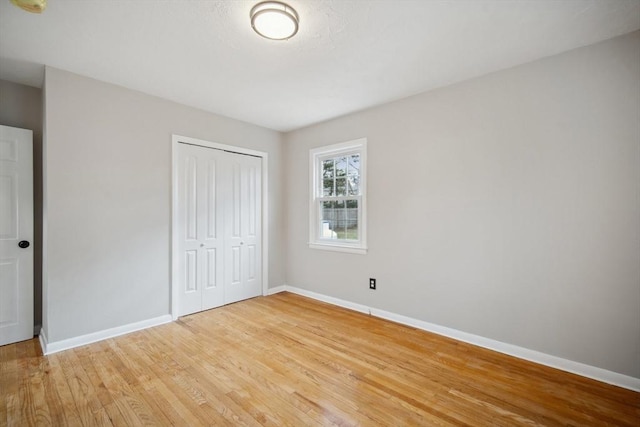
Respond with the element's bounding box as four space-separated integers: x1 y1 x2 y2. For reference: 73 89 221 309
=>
1 0 639 132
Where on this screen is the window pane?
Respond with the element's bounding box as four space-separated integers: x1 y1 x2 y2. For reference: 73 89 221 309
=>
322 159 334 179
348 154 360 176
345 199 358 240
321 200 337 239
335 156 347 177
347 154 360 195
347 175 359 195
335 178 347 196
323 179 334 196
345 221 359 240
335 200 346 238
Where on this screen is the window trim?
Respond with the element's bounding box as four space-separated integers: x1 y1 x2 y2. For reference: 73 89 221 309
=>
309 138 367 255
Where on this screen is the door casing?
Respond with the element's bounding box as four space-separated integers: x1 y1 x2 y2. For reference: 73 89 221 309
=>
171 135 269 320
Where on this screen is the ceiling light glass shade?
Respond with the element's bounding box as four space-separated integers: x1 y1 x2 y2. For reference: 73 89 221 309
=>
10 0 47 13
250 1 299 40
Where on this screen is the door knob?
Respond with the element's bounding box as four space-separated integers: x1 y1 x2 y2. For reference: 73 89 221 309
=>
18 240 30 249
200 243 205 247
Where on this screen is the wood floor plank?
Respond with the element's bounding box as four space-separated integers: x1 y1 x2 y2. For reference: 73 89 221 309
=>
27 355 52 426
39 352 67 427
55 350 106 426
14 342 37 426
2 292 639 426
44 353 83 426
144 320 309 426
126 333 237 426
87 340 162 426
111 338 198 426
0 343 18 426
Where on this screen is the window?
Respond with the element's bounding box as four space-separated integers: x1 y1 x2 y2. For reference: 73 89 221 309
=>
309 138 367 254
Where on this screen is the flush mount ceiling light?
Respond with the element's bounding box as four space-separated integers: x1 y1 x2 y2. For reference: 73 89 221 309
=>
250 1 299 41
10 0 47 13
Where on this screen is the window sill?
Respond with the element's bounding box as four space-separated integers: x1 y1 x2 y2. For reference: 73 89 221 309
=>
308 242 368 255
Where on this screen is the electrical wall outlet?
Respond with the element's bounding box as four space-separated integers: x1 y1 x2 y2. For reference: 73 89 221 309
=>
369 278 376 290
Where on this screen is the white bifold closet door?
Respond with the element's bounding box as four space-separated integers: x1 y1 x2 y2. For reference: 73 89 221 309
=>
177 143 262 317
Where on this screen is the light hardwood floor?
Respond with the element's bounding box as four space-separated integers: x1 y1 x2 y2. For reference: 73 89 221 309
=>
1 292 638 426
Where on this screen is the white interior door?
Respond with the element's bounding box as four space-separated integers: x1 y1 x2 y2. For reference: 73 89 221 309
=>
0 125 33 346
176 143 261 317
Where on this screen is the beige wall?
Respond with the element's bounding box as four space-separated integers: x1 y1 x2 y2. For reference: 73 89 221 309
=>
43 67 284 342
0 79 43 330
284 32 640 378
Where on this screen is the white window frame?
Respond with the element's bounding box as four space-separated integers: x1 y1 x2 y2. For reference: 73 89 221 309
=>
309 138 367 255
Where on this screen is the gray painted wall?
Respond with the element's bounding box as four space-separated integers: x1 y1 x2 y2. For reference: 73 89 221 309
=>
0 79 43 330
43 67 284 342
26 31 640 379
284 32 640 378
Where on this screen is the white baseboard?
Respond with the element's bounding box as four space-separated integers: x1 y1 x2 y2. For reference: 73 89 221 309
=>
283 286 370 315
38 328 48 355
39 315 173 355
281 285 640 392
266 285 287 295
